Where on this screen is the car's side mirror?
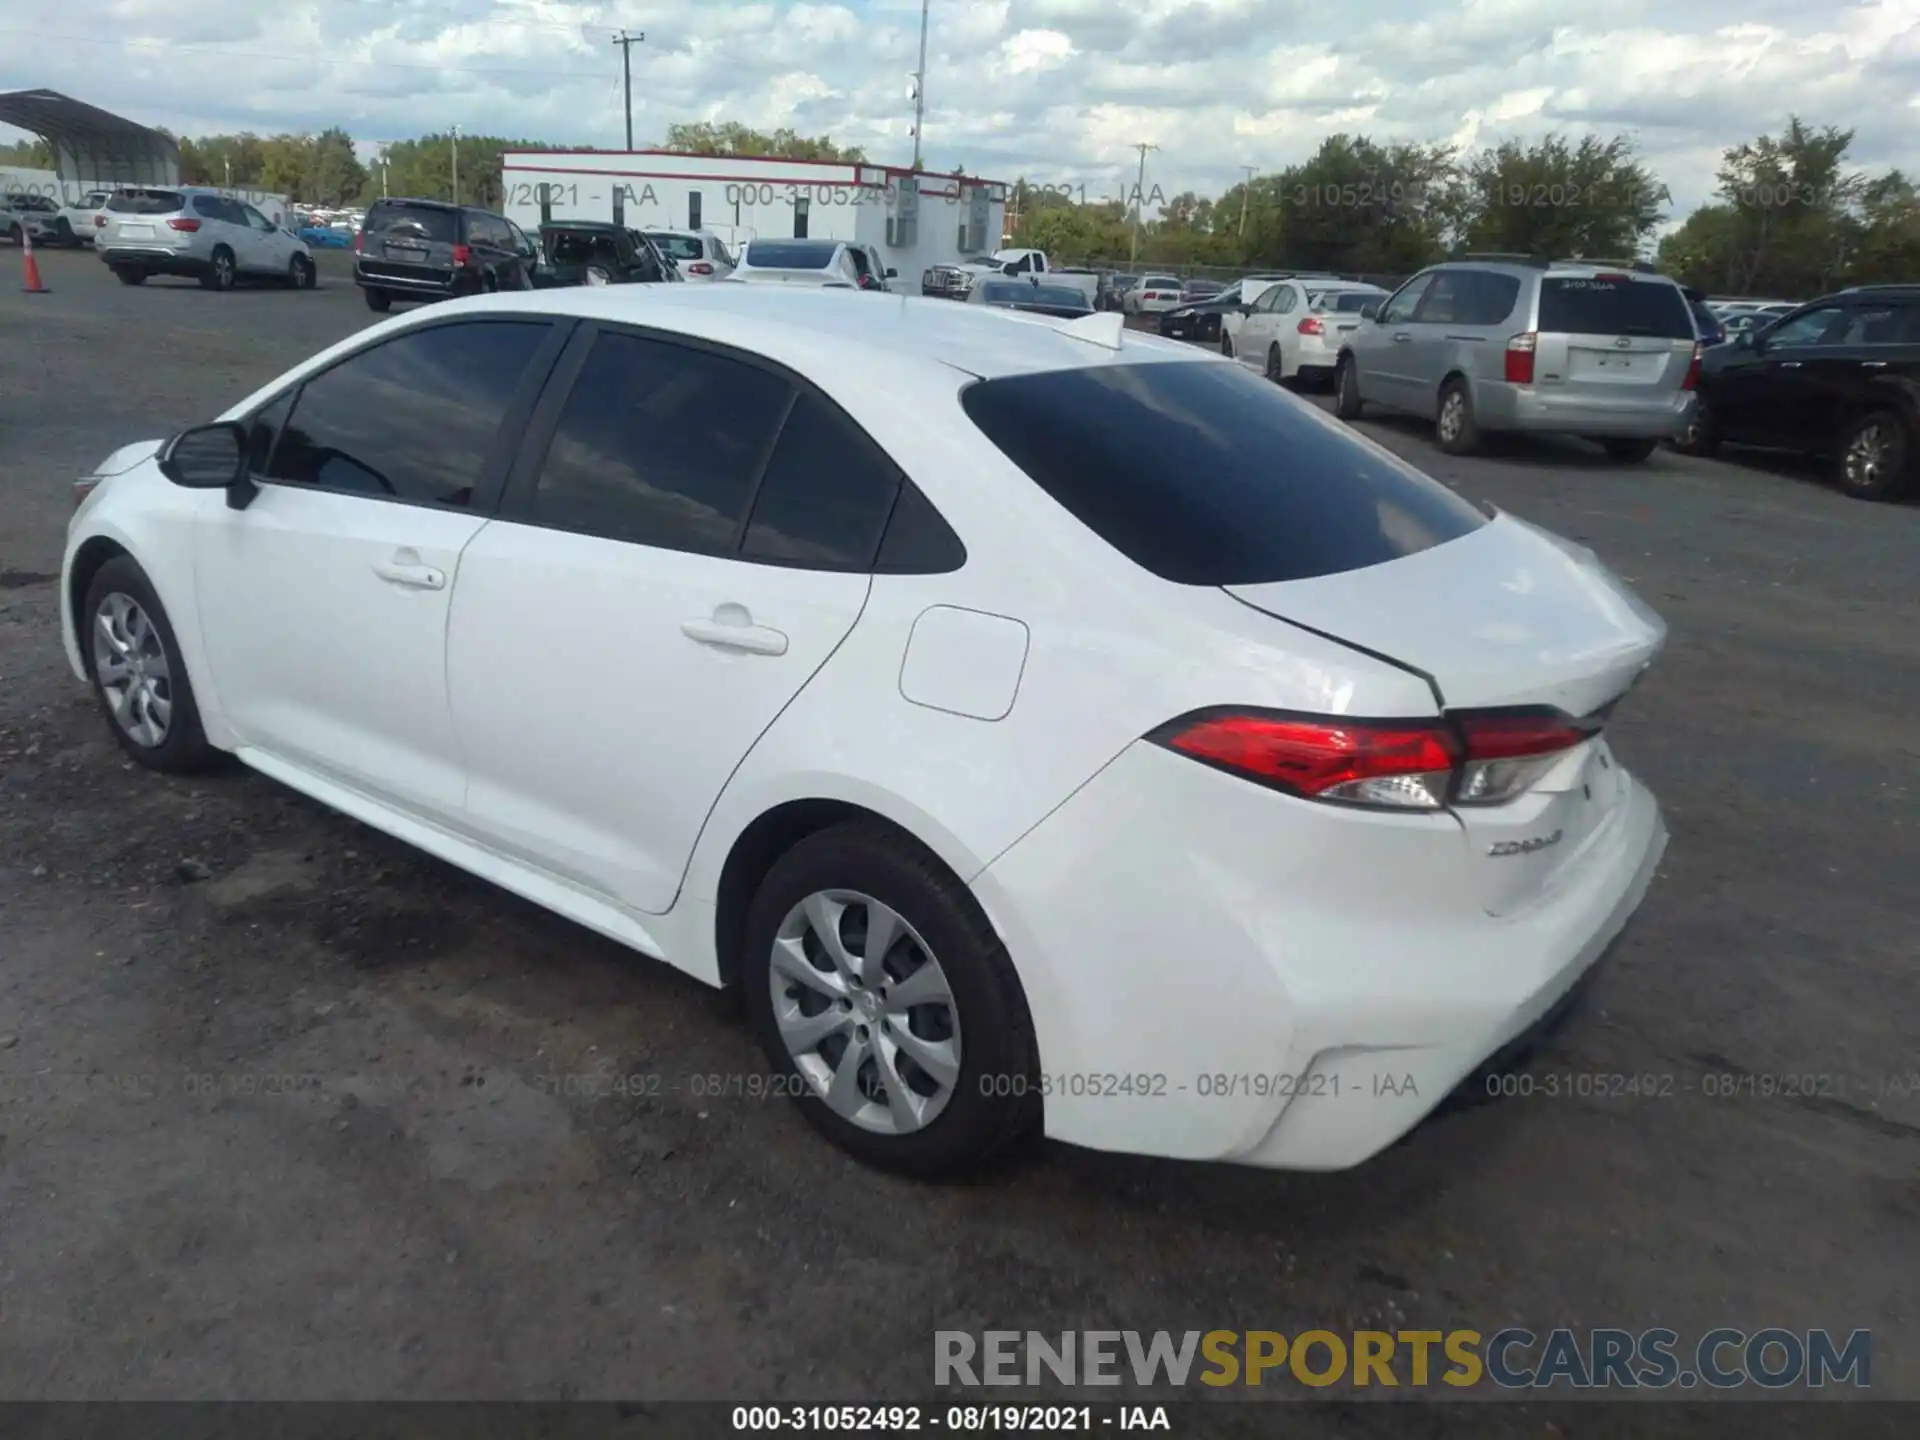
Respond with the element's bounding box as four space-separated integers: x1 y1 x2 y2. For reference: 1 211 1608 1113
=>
1360 302 1380 320
885 267 898 279
159 422 246 489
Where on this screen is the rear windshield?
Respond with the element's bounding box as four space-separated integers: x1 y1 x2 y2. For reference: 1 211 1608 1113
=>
746 240 838 268
1142 276 1180 290
1182 280 1223 295
1312 291 1382 313
365 203 458 242
962 360 1485 585
1029 284 1091 308
648 233 703 261
1539 277 1694 339
107 189 183 214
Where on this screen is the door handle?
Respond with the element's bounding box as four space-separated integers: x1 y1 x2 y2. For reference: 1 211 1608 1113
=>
1392 331 1412 343
372 560 446 590
1777 360 1803 369
681 604 788 656
1861 360 1888 369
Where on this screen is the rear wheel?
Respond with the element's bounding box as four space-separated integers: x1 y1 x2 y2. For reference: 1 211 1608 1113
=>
742 821 1041 1177
1673 400 1721 457
113 266 146 287
82 557 217 773
1837 411 1911 502
287 254 316 290
1601 438 1659 464
1265 344 1294 389
1334 355 1364 419
1435 379 1481 455
201 246 236 292
363 285 391 312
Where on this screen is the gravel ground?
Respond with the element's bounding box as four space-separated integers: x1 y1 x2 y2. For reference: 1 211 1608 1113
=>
0 248 1915 1426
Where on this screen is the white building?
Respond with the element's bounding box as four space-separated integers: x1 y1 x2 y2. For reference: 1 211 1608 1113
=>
499 150 1008 281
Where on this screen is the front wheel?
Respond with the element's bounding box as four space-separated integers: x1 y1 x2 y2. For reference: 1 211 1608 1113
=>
1602 438 1659 464
742 822 1041 1177
1435 379 1481 455
82 556 218 772
1334 356 1364 420
1837 411 1911 502
287 254 316 290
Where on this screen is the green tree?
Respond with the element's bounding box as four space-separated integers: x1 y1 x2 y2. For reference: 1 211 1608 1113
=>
662 122 865 164
1712 117 1859 296
1456 134 1665 259
0 136 54 168
1265 134 1457 274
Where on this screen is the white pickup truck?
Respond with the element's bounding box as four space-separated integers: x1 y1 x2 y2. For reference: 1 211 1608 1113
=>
921 249 1100 305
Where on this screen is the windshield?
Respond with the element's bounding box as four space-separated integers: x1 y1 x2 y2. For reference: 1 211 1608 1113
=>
1539 276 1694 339
962 359 1485 585
647 233 704 261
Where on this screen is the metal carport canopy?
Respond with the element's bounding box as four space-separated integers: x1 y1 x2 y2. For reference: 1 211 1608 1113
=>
0 89 180 187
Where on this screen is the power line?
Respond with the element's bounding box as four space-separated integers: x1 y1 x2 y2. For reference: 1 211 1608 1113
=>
0 26 611 80
1129 142 1158 266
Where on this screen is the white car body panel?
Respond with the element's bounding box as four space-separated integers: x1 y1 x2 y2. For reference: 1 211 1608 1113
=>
61 285 1670 1170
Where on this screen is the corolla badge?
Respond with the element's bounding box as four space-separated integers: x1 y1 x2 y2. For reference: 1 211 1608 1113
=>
1489 830 1564 858
1614 336 1633 348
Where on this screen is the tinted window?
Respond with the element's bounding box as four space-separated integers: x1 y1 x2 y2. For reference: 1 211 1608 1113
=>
1030 285 1091 309
1463 273 1520 323
530 331 792 553
1837 304 1911 345
875 481 967 574
962 361 1485 586
648 233 703 261
742 395 902 569
268 321 549 506
192 195 226 219
366 203 458 243
246 392 292 474
1538 277 1693 339
1765 307 1844 347
107 189 183 214
746 239 840 269
1381 275 1431 324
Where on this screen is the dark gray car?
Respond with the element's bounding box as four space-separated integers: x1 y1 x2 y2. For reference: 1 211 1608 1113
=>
354 198 537 312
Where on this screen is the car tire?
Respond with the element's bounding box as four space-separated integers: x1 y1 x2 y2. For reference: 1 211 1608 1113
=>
201 246 236 292
113 266 147 286
1601 438 1659 463
1265 345 1296 389
1334 355 1364 420
287 254 316 290
363 286 391 312
1673 402 1721 458
3 221 18 246
1837 411 1911 502
81 556 219 774
55 217 76 247
1220 332 1234 359
1435 378 1481 456
741 820 1042 1178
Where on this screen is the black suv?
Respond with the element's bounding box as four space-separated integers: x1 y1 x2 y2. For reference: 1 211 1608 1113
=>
529 222 678 289
353 198 537 311
1679 285 1920 501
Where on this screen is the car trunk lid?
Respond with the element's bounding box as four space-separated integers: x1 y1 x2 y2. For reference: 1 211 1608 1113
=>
362 203 458 282
1531 274 1697 399
1224 513 1666 915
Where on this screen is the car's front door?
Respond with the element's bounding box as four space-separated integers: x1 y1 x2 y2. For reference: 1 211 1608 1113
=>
193 317 564 823
446 323 889 914
1354 272 1434 410
1238 283 1288 368
241 203 293 272
1715 305 1846 447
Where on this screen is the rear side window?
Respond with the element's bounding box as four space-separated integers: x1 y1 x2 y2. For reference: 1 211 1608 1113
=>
108 189 183 214
268 320 550 506
365 203 458 243
962 360 1485 586
746 240 839 269
529 331 793 554
1538 277 1693 339
742 394 902 569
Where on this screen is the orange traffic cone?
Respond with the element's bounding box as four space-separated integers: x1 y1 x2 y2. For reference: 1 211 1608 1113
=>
20 227 47 294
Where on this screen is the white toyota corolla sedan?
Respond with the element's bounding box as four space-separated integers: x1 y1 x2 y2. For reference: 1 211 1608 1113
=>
61 285 1668 1176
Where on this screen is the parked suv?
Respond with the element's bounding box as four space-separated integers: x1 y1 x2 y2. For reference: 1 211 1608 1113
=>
643 227 735 281
3 192 61 246
354 198 536 311
95 187 316 291
1675 284 1920 501
1334 256 1701 460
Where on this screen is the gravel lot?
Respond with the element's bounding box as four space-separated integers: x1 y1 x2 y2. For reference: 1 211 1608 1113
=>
1 248 1915 1424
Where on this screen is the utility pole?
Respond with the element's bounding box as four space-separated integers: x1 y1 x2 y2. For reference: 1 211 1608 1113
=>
1128 142 1158 266
450 125 459 204
612 30 645 150
909 0 930 171
1238 165 1256 236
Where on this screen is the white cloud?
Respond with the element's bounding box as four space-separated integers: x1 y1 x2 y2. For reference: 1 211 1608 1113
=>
1 0 1916 217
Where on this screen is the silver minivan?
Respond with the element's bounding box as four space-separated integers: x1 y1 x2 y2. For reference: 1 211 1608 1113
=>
1333 256 1701 460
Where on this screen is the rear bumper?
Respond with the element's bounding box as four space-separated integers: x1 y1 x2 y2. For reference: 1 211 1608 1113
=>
971 741 1667 1171
1476 382 1696 439
355 264 459 296
97 246 206 276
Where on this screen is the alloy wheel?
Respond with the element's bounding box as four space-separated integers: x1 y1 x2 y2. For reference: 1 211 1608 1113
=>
1438 392 1466 444
1844 422 1891 493
768 889 962 1136
214 253 233 289
92 593 172 748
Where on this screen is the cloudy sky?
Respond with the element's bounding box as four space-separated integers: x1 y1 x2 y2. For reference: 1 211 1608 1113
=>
3 0 1918 218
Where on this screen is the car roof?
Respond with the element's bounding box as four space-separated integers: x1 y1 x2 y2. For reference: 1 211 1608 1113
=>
446 284 1211 381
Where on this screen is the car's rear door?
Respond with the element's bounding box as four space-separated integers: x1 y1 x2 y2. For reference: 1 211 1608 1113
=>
362 202 457 289
445 323 887 914
1530 273 1695 401
194 316 565 824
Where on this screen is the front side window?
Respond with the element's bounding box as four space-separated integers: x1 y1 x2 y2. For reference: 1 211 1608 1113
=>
529 331 793 554
243 204 274 231
1381 274 1433 325
1765 307 1844 348
267 321 551 506
962 359 1485 586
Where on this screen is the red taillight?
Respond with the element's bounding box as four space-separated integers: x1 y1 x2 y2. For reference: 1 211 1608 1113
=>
452 243 472 268
1297 316 1325 336
1594 272 1630 281
352 230 363 253
1151 712 1459 810
1504 331 1537 384
688 261 714 275
1682 342 1702 391
94 214 108 229
1152 706 1602 809
167 217 201 232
